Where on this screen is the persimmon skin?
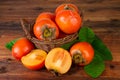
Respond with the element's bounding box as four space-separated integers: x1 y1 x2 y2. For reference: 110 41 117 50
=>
55 3 79 14
22 60 45 70
35 12 55 23
55 10 82 34
30 62 44 70
12 38 34 60
70 42 94 66
33 18 59 40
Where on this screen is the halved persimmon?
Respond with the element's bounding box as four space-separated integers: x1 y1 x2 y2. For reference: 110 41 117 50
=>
45 48 72 75
21 49 47 70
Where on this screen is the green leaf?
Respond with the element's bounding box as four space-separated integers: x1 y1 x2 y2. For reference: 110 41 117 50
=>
84 53 105 78
61 39 79 50
78 27 95 43
5 38 19 50
92 36 113 61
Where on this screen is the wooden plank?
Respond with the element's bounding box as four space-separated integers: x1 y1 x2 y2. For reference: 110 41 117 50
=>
0 0 120 79
0 57 120 79
0 0 120 21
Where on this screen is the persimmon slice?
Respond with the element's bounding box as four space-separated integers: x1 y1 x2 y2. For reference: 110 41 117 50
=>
21 49 47 70
45 48 72 74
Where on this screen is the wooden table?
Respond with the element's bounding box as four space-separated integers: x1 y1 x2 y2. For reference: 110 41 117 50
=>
0 0 120 80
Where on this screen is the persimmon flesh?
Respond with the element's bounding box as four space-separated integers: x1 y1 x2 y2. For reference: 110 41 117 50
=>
45 48 72 74
21 49 47 70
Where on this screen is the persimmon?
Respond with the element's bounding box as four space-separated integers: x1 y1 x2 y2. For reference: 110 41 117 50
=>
70 42 94 66
55 10 82 34
21 49 47 70
45 48 72 75
55 3 79 14
12 38 34 60
35 12 55 23
33 18 59 40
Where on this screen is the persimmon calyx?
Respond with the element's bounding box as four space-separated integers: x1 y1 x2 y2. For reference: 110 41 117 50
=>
72 52 86 64
41 25 56 40
50 69 61 76
64 4 73 10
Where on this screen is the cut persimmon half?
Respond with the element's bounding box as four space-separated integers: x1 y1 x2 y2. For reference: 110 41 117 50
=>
21 49 47 70
45 48 72 75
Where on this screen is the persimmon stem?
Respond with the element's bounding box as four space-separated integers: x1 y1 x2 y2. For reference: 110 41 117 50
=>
64 4 71 10
43 28 52 37
50 70 61 76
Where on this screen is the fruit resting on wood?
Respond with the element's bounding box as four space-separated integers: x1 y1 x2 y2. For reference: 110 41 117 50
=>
45 48 72 75
21 49 47 70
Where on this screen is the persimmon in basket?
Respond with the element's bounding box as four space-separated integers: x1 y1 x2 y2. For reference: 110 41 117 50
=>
33 3 82 40
55 3 82 34
55 3 79 14
55 10 82 34
35 12 55 23
33 18 59 40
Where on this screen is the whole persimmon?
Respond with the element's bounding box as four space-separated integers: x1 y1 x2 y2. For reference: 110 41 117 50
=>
70 42 94 66
55 3 79 14
55 10 82 34
12 38 34 60
35 12 55 23
33 18 59 40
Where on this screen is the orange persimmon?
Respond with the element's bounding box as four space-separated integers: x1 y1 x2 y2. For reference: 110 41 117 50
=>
35 12 55 23
12 38 34 60
55 3 79 14
33 18 59 40
55 10 82 34
70 42 94 66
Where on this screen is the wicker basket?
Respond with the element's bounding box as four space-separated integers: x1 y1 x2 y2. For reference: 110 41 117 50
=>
20 19 79 52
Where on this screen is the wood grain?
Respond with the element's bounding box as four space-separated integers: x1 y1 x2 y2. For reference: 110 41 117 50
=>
0 0 120 21
0 0 120 79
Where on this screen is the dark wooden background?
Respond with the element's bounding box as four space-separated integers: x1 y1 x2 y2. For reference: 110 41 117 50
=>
0 0 120 80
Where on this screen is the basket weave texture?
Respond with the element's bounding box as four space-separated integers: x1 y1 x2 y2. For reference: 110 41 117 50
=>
20 19 78 52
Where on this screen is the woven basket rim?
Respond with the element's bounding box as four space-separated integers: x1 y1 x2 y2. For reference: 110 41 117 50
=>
20 19 78 45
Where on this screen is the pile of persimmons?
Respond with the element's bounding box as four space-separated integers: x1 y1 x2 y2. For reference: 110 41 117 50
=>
11 4 94 75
